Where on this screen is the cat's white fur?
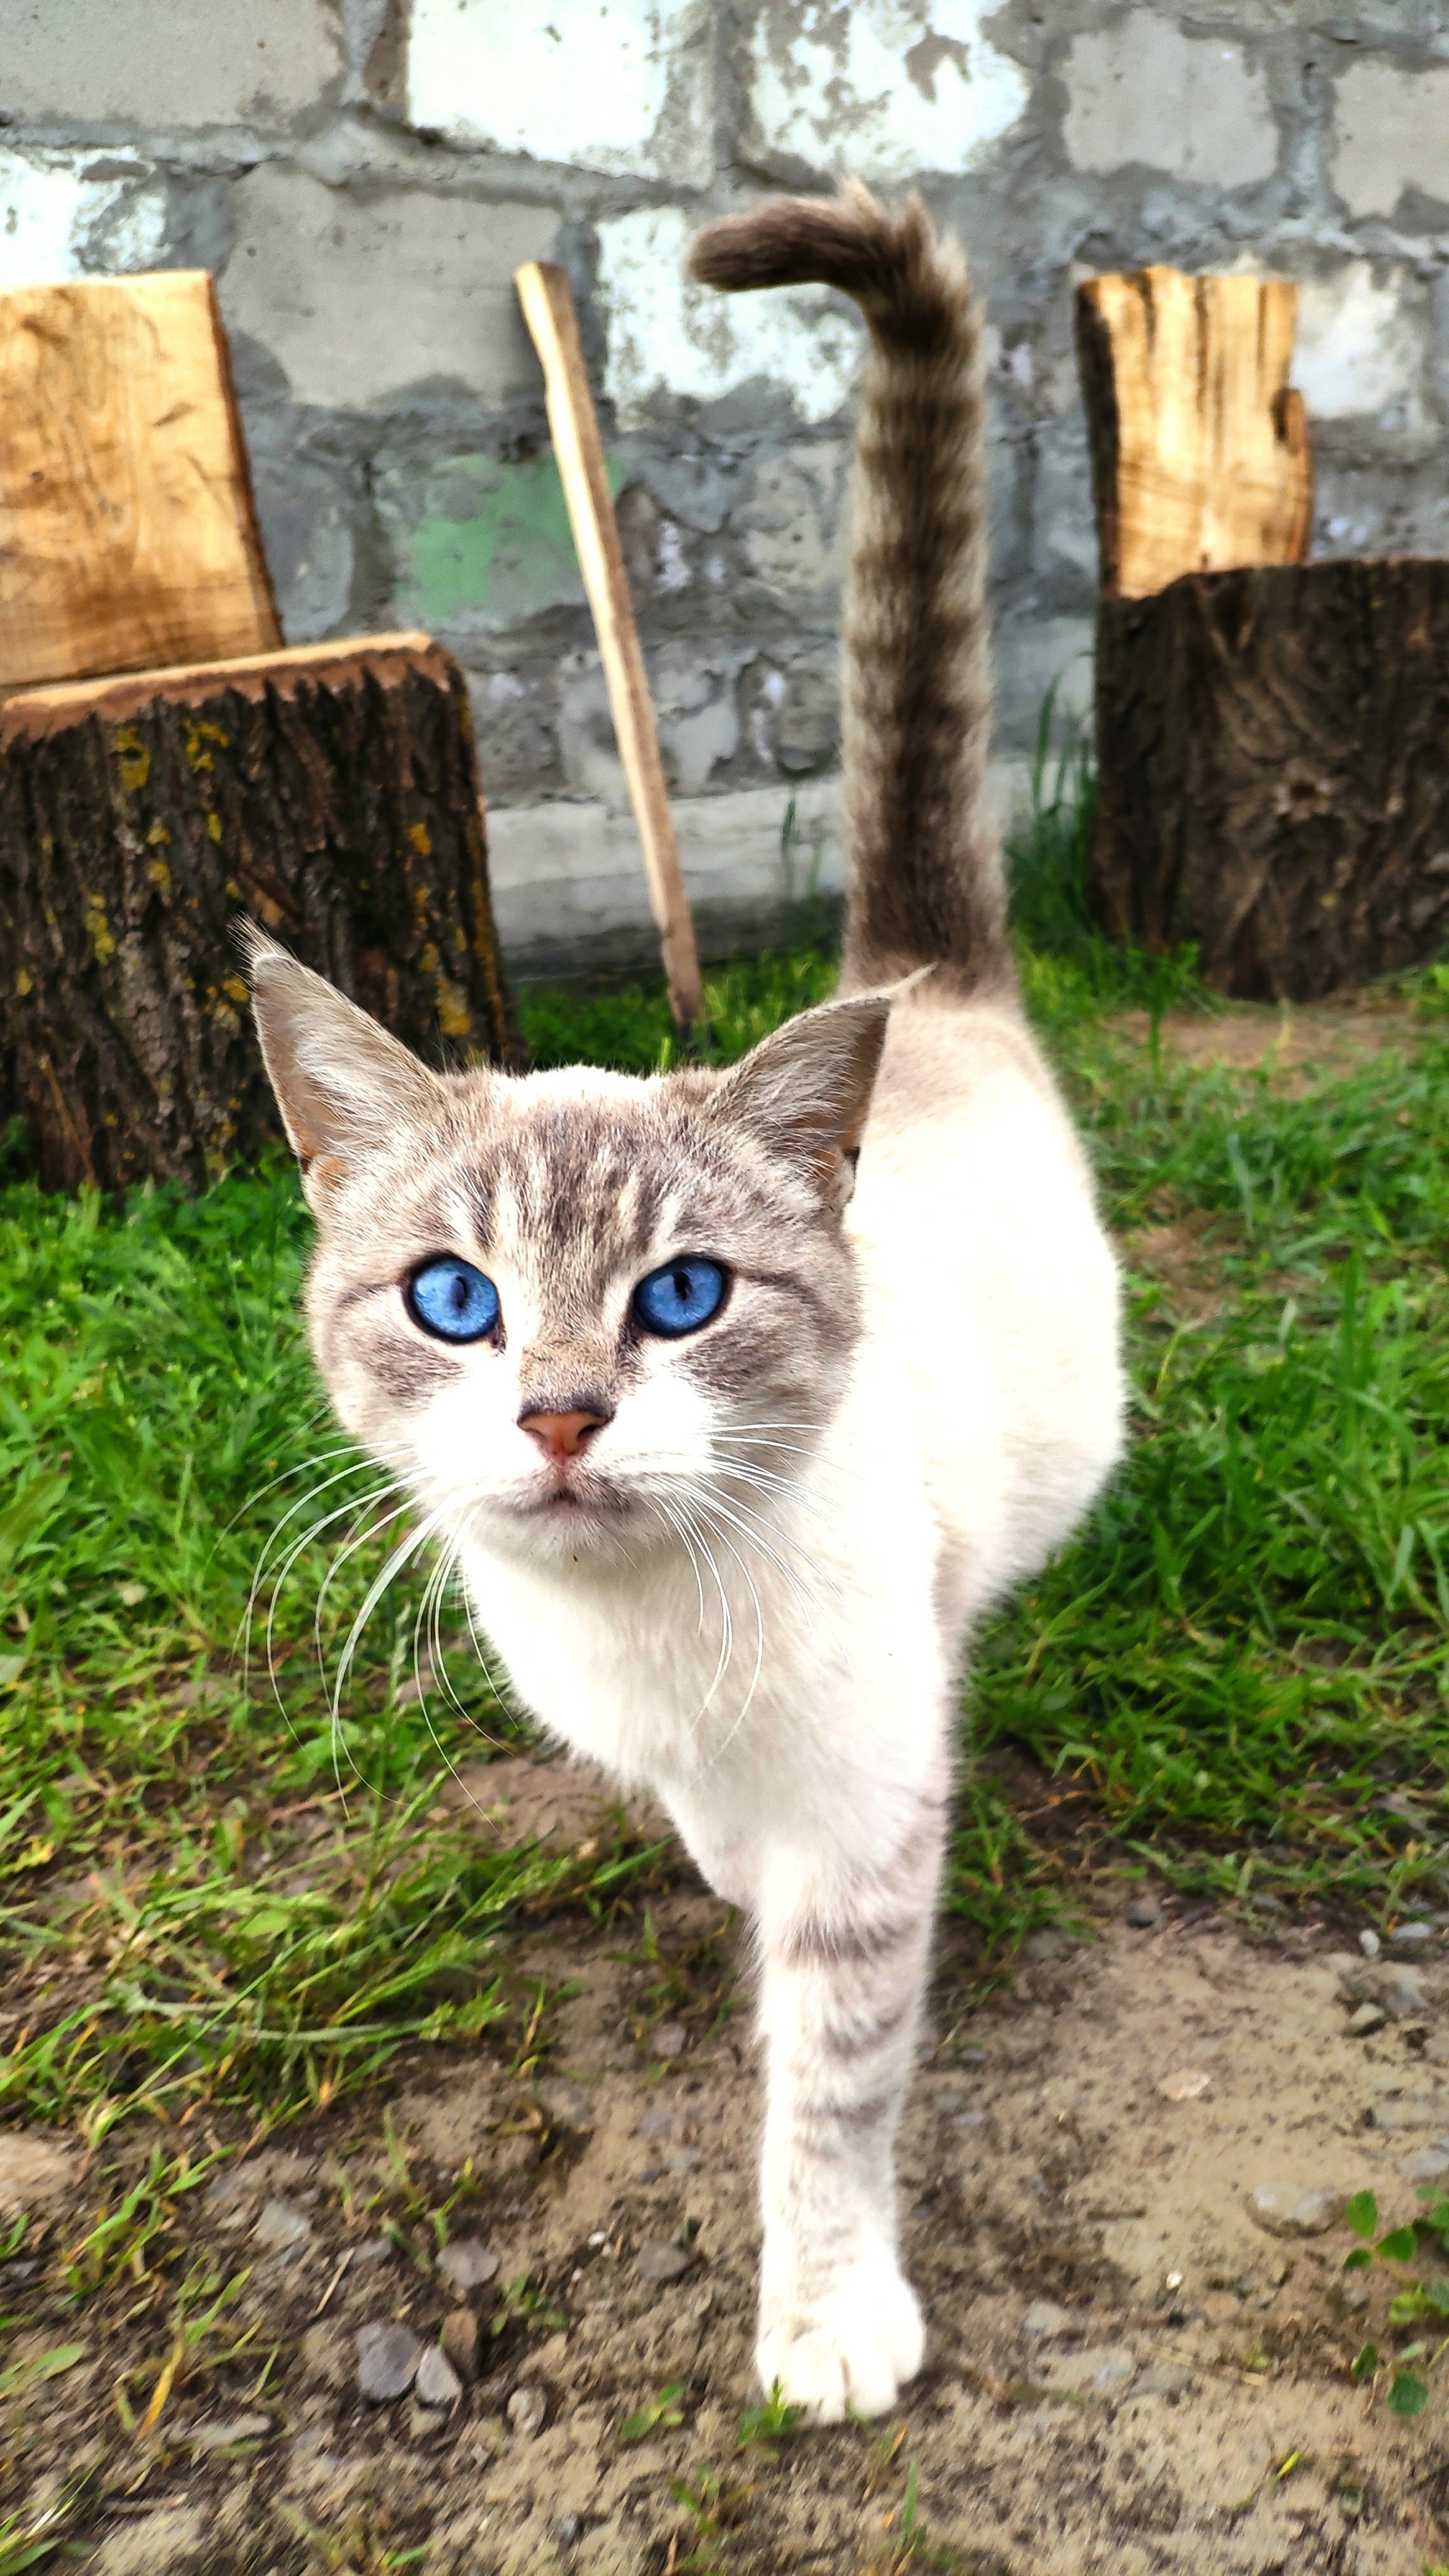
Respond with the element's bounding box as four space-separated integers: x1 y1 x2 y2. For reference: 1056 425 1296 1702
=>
250 185 1124 2424
379 998 1120 2420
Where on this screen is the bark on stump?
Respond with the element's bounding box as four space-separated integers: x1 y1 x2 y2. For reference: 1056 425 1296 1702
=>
0 633 521 1193
1090 560 1449 1000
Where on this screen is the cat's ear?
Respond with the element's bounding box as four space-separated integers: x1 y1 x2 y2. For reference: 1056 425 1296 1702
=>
709 994 891 1200
246 930 449 1203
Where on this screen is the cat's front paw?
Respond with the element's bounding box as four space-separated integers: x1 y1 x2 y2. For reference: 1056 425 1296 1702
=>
756 2253 924 2424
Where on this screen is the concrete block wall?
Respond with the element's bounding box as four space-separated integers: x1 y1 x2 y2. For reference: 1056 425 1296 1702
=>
3 0 1447 976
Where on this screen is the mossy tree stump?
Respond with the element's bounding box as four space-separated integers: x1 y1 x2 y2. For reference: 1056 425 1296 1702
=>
0 633 520 1193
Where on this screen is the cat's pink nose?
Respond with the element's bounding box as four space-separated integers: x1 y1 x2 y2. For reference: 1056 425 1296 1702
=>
520 1407 610 1461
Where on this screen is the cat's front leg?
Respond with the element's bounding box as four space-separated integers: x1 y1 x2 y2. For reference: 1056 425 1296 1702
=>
753 1786 943 2423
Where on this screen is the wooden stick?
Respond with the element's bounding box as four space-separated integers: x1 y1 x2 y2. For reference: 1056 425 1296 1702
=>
515 260 705 1032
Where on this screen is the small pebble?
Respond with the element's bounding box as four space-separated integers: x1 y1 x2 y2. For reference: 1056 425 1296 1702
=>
1126 1896 1161 1929
441 2307 480 2382
1360 1929 1382 1960
253 2197 311 2251
415 2343 463 2408
957 2047 988 2068
508 2384 547 2437
557 2514 582 2546
437 2239 500 2294
357 2320 423 2403
1392 1922 1435 1946
664 2146 700 2175
1346 2004 1387 2036
636 2105 674 2139
636 2237 693 2284
1369 2095 1442 2130
652 2023 688 2061
1382 1968 1431 2020
1399 2145 1449 2182
1249 2181 1344 2236
350 2236 393 2268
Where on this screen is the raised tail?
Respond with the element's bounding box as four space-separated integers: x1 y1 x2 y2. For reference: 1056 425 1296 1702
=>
689 184 1010 1000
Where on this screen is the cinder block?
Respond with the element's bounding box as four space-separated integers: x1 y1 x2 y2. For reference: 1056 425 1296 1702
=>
555 645 747 803
405 0 712 187
741 443 850 608
487 778 847 979
0 0 340 129
219 165 558 410
1334 60 1449 219
380 449 625 640
993 615 1094 753
1063 11 1276 188
487 761 1032 981
1031 422 1099 600
1293 264 1426 429
597 205 862 429
741 0 1027 184
0 146 165 292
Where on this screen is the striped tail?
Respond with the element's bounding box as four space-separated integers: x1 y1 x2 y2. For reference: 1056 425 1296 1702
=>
689 184 1010 1000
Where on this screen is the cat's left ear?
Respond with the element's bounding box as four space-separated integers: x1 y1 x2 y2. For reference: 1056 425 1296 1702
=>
708 994 890 1203
246 930 451 1205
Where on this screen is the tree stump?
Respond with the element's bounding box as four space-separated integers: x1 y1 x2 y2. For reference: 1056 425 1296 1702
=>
1092 561 1449 998
0 633 521 1193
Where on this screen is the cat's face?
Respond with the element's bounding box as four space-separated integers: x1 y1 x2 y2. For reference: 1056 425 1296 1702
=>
249 943 889 1567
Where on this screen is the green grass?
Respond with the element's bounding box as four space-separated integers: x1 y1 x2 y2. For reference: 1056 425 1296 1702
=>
3 766 1449 2138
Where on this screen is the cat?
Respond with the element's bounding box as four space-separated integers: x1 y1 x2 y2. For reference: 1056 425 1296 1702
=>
248 183 1124 2425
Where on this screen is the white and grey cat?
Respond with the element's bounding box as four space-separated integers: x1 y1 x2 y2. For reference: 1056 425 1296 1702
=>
249 184 1123 2422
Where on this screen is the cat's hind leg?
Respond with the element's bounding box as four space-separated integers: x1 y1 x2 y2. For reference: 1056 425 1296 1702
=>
753 1782 944 2422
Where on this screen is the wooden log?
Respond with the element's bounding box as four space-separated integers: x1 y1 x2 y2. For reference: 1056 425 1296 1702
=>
0 633 521 1193
1090 561 1449 999
514 259 705 1034
1075 267 1312 599
0 272 280 691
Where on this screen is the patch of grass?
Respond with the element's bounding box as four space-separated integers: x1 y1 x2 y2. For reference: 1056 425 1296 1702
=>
5 755 1449 2137
971 1012 1449 1919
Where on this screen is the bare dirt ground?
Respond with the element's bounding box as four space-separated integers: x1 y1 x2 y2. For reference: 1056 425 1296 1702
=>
1115 990 1426 1088
7 990 1444 2574
8 1752 1449 2576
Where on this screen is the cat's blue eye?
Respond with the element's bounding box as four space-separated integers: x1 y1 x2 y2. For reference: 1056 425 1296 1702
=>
633 1257 729 1339
406 1256 500 1344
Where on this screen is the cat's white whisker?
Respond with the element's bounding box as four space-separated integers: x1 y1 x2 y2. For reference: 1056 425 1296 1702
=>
690 1515 766 1772
247 1477 405 1736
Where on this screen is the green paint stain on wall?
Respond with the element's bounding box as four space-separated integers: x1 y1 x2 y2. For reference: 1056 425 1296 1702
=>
401 451 627 628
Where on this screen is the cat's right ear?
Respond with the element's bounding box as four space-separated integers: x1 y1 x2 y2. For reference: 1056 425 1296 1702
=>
245 930 448 1205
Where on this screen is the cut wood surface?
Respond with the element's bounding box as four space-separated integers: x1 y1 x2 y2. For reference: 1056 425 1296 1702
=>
515 258 705 1032
0 633 519 1191
1090 560 1449 998
0 270 279 692
1076 267 1312 599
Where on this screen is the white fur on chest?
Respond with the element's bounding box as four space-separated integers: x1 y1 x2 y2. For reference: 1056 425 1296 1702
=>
458 1367 947 1902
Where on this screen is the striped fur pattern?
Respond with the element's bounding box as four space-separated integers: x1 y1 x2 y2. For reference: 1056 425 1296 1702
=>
691 182 1006 998
248 187 1123 2426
